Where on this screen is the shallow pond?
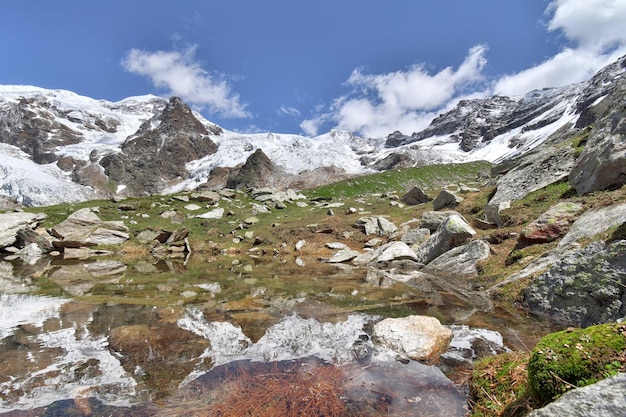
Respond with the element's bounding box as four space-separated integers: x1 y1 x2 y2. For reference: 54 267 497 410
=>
0 253 557 416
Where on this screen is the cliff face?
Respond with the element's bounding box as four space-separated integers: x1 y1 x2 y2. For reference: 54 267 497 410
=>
100 97 220 195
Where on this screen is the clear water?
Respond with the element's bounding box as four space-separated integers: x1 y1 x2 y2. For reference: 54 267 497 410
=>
0 254 556 416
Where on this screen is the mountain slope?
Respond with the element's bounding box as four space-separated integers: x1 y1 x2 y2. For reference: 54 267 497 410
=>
0 54 625 206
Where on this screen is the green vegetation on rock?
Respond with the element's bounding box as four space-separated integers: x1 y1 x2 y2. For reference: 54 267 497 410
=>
527 322 626 402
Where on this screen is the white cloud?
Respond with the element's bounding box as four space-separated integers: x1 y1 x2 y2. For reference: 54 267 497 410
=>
301 45 488 138
279 106 301 117
548 0 626 52
122 45 250 118
494 0 626 96
302 0 626 138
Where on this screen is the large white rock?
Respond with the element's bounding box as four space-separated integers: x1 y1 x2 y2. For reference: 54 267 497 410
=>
372 315 453 362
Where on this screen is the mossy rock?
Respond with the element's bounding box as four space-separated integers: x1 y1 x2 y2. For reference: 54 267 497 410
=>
527 322 626 403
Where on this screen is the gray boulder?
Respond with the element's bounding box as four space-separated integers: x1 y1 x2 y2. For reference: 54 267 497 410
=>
524 240 626 327
424 239 491 278
401 186 432 205
400 227 431 248
353 216 398 236
433 190 464 210
528 373 626 417
415 214 476 264
0 212 46 248
420 211 464 232
369 241 418 264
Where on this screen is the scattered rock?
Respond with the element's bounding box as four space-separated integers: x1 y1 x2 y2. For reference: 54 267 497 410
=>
50 208 129 246
325 249 361 264
372 315 453 362
400 227 431 248
191 190 221 204
184 203 202 211
419 211 464 232
195 208 225 219
484 201 511 227
0 212 46 248
326 242 350 250
368 241 418 265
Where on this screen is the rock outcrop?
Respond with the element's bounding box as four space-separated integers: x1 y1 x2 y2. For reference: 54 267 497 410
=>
226 149 284 189
524 240 626 327
353 216 398 237
569 56 626 195
50 208 129 248
100 96 220 195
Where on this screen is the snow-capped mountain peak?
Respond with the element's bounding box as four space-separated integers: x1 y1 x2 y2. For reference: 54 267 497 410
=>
1 54 625 206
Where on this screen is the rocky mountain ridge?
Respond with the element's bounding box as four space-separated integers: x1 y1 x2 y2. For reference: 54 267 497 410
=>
0 55 625 207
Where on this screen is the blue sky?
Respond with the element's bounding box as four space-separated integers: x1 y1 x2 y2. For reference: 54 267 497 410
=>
2 1 625 138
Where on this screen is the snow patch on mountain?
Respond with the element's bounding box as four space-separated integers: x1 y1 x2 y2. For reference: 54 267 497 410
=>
0 143 101 206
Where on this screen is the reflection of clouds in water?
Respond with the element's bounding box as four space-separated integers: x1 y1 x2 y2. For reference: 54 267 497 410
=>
178 309 372 366
0 294 67 339
0 296 137 411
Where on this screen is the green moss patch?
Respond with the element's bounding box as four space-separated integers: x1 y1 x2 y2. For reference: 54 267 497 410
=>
527 322 626 402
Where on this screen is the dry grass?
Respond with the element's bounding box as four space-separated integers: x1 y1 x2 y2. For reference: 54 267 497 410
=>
159 361 365 417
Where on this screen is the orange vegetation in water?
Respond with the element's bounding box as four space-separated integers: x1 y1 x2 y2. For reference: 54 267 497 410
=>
160 360 367 417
